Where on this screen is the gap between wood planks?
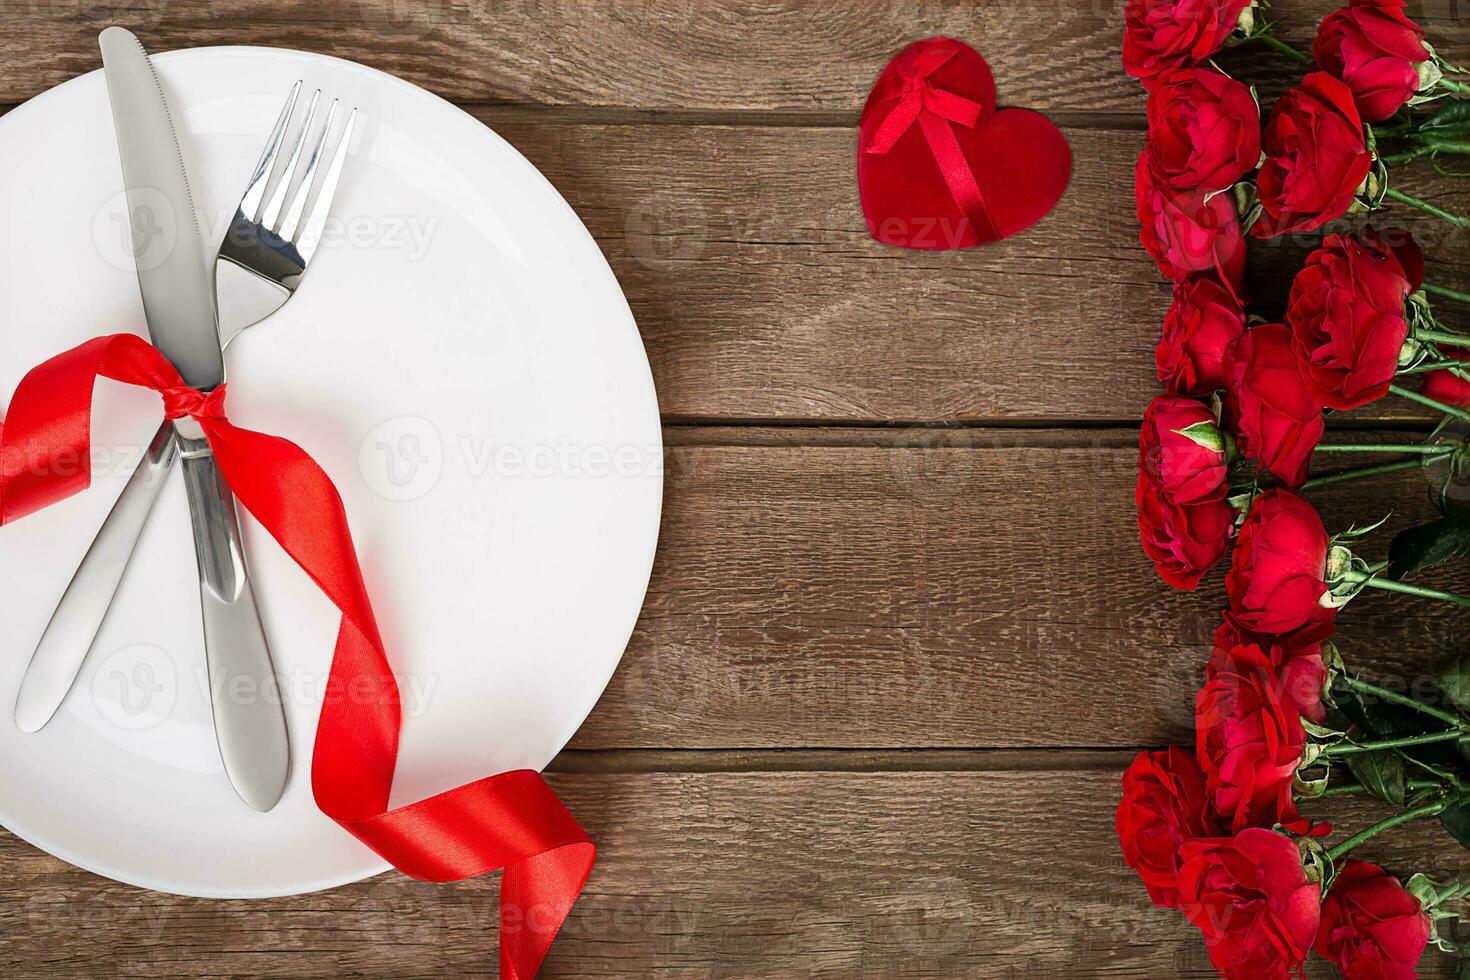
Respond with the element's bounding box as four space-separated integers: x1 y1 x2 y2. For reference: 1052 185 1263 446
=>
661 420 1439 449
548 746 1139 774
0 100 1141 131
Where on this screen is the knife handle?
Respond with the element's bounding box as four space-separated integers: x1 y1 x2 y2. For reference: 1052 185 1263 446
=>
176 422 290 812
14 421 178 734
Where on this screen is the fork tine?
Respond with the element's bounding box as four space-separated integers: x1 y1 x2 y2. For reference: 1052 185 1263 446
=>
239 81 301 222
295 107 357 265
261 89 320 233
277 100 338 243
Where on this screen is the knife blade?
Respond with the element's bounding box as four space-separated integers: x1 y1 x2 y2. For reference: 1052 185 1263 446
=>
86 27 289 811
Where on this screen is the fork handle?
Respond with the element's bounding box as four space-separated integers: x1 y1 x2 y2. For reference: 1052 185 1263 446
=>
176 421 290 812
14 421 177 734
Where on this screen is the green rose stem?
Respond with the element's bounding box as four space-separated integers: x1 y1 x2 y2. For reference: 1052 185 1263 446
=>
1314 443 1457 454
1250 33 1312 66
1411 326 1470 348
1300 457 1440 489
1397 360 1470 377
1320 778 1448 799
1389 383 1470 422
1336 559 1470 609
1326 794 1465 862
1341 675 1469 728
1382 187 1470 230
1322 730 1469 757
1424 283 1470 306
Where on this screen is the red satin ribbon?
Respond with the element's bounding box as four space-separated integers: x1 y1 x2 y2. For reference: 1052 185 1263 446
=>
0 334 594 979
862 44 998 243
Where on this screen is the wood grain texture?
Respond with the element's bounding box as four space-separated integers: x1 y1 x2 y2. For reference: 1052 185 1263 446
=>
571 433 1470 750
7 1 1470 977
481 115 1470 423
6 1 1470 114
0 767 1462 978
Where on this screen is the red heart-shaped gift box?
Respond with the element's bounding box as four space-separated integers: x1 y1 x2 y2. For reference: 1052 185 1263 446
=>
858 37 1072 250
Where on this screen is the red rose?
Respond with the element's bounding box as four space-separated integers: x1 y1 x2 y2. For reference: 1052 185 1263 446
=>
1316 860 1431 980
1179 828 1320 980
1213 612 1332 724
1136 153 1247 287
1420 349 1470 408
1287 227 1422 410
1196 642 1308 832
1224 324 1325 489
1137 475 1234 589
1123 0 1254 87
1158 274 1248 396
1226 488 1336 636
1140 396 1229 504
1147 67 1262 193
1255 72 1373 237
1314 0 1429 123
1117 747 1225 909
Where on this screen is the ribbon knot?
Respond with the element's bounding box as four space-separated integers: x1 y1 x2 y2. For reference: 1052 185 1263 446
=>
865 46 984 156
160 383 228 422
860 42 998 245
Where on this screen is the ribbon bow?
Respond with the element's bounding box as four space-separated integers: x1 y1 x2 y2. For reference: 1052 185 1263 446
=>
862 44 998 243
0 334 594 979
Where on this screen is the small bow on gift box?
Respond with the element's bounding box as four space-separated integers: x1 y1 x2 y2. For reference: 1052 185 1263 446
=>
0 334 593 980
858 37 1072 250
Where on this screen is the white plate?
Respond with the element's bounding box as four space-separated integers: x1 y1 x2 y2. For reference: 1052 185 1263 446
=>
0 47 661 897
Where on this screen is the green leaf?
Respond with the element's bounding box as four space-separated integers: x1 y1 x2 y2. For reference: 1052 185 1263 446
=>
1174 421 1224 452
1346 750 1407 805
1420 99 1470 133
1440 658 1470 713
1441 801 1470 850
1388 501 1470 580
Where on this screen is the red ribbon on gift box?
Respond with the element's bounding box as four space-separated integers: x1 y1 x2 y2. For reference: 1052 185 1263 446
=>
0 333 594 979
862 43 999 243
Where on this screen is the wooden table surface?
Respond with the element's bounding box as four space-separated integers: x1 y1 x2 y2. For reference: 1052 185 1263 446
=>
5 1 1470 976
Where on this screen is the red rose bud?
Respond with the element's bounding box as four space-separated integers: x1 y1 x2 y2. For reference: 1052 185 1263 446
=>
1255 72 1373 237
1146 67 1262 193
1178 829 1320 980
1158 274 1248 396
1313 0 1430 123
1287 227 1422 410
1140 396 1229 505
1213 612 1332 723
1196 642 1308 832
1117 747 1225 909
1136 153 1247 288
1136 475 1234 589
1224 324 1325 489
1420 349 1470 408
1316 860 1431 980
1123 0 1255 88
1227 488 1335 636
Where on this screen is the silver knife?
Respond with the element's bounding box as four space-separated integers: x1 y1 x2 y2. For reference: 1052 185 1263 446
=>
60 27 288 810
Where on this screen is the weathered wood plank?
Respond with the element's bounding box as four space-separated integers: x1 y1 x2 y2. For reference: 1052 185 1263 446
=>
7 1 1470 114
482 117 1469 423
571 433 1470 750
0 767 1460 977
0 116 1463 424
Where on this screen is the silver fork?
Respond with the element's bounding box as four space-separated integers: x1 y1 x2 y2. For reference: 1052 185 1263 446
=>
14 84 359 762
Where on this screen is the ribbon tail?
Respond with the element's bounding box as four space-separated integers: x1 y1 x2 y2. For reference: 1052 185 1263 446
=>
202 417 595 979
917 112 999 245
